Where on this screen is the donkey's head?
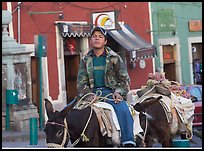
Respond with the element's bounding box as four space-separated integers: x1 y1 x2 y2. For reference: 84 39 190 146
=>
44 99 75 148
133 96 163 112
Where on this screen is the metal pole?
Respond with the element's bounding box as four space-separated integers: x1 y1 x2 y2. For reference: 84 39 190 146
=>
29 11 63 16
38 35 43 130
17 2 21 43
30 117 38 145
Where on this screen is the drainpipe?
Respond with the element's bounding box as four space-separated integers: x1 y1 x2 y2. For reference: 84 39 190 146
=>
11 2 22 43
17 2 21 43
7 2 14 38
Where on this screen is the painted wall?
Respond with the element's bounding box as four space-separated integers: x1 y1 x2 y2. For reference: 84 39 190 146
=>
2 2 154 101
150 2 202 84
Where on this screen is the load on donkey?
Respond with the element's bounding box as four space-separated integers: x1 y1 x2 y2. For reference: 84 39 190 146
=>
44 72 195 148
44 93 160 147
44 84 163 147
127 72 195 147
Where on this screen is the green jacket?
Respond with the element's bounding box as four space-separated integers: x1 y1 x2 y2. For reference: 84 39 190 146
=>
77 46 130 99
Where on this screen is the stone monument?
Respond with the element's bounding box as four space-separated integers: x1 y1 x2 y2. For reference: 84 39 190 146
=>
2 10 39 131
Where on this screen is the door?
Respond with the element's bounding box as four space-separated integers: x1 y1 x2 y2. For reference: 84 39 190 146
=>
163 45 176 81
192 43 202 84
64 55 80 103
31 56 40 110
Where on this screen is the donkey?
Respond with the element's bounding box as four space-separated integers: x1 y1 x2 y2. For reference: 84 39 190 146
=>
133 94 194 147
44 98 110 147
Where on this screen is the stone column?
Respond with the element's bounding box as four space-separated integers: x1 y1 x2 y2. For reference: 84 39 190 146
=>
2 10 39 131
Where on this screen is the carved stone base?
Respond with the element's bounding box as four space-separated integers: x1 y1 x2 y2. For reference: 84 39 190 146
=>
4 102 39 132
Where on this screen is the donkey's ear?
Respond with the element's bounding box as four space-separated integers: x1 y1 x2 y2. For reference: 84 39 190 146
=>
45 99 54 119
134 103 143 112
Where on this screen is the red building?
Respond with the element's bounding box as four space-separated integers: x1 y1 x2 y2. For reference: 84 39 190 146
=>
2 2 156 111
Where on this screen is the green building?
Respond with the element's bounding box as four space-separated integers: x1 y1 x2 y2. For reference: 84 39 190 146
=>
150 2 202 85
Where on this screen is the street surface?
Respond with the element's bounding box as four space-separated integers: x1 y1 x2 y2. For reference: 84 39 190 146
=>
2 132 202 149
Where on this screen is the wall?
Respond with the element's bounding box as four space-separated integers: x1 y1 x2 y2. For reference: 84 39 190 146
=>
151 2 202 84
2 2 154 101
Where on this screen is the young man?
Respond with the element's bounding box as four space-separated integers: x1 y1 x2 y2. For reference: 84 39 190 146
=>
77 26 136 147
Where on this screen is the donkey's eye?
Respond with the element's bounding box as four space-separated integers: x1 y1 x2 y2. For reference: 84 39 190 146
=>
56 130 63 137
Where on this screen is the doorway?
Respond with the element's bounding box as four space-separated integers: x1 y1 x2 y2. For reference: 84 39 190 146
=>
192 43 202 84
64 55 80 103
31 56 40 111
63 37 81 104
162 45 176 81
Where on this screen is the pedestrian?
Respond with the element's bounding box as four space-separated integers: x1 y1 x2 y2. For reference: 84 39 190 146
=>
77 26 136 147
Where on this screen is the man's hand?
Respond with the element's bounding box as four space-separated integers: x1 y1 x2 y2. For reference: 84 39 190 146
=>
85 94 96 102
112 92 123 103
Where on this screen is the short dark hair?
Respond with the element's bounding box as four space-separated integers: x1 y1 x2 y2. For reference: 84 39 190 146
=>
91 26 107 39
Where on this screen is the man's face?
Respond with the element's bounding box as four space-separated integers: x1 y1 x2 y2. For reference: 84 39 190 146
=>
91 31 107 50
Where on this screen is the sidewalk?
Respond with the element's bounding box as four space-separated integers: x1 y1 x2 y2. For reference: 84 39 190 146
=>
2 129 47 148
2 129 202 148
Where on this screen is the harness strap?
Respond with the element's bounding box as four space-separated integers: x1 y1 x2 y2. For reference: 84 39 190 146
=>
47 118 68 148
141 111 148 141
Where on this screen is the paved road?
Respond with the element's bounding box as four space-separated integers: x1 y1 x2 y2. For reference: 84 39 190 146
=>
2 139 47 149
2 130 202 149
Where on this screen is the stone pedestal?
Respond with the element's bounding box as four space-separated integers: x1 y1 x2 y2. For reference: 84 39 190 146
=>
10 103 39 132
2 10 39 131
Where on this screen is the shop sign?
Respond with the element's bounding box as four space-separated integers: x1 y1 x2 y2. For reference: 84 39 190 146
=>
92 11 116 30
68 24 91 34
189 20 202 32
57 23 92 37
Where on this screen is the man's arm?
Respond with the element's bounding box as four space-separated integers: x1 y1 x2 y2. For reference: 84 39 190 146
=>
114 55 130 98
77 58 92 98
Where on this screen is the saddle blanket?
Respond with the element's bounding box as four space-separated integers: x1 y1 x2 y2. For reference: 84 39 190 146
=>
93 101 143 137
128 90 195 125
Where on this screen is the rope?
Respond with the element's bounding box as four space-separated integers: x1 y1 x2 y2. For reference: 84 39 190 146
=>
95 90 123 102
80 107 93 141
143 111 148 140
185 123 193 140
136 111 148 146
75 90 123 109
72 107 93 146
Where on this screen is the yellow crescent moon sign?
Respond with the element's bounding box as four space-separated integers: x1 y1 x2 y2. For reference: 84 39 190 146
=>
95 14 111 27
100 17 110 26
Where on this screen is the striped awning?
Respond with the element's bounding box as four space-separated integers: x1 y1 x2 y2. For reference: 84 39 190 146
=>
108 23 157 60
57 23 91 38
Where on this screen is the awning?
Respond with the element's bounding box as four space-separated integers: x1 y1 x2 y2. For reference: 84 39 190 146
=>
57 23 92 38
108 23 157 60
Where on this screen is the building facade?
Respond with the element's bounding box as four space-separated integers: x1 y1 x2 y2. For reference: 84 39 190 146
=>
2 2 157 125
150 2 202 85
